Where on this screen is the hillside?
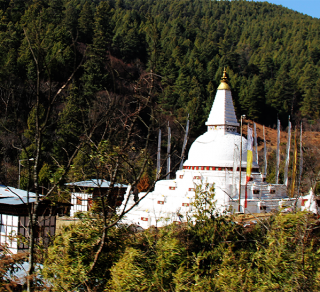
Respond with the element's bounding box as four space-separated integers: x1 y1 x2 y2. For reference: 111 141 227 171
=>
0 0 319 189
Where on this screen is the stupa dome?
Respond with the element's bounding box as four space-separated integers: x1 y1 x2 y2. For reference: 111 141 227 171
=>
184 130 248 168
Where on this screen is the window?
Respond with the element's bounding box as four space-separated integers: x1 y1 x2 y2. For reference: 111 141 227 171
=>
88 198 93 209
76 197 82 205
141 217 148 221
260 206 267 211
270 190 276 194
157 201 164 205
188 188 194 191
253 190 260 194
182 203 189 207
193 176 201 179
179 175 184 179
169 186 175 190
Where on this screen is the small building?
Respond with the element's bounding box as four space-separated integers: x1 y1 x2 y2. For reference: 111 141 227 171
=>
300 188 320 214
0 186 66 254
66 180 130 217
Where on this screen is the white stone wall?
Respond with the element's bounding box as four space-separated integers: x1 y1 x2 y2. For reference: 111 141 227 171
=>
120 167 292 228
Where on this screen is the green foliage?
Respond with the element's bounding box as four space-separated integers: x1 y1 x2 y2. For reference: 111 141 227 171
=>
107 225 188 291
42 213 130 291
42 183 320 291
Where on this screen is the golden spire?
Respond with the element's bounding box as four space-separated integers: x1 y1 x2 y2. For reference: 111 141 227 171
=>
217 67 231 90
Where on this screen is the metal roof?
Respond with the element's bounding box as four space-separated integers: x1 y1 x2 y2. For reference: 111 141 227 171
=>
66 179 128 188
0 186 36 198
0 186 38 205
0 196 36 205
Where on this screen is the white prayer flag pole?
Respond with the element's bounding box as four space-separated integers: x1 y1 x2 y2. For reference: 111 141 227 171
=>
156 129 161 180
179 117 189 170
254 122 258 164
284 117 291 186
263 125 267 176
166 122 171 180
276 119 280 184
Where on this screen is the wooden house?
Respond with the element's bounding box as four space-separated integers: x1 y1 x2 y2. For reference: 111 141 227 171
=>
66 180 130 217
0 186 67 254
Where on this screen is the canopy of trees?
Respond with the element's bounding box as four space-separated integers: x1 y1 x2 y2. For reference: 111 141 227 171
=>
0 0 319 188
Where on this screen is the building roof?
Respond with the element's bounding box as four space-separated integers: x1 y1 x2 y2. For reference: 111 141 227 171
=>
66 179 128 188
0 186 68 216
0 196 36 205
0 185 37 199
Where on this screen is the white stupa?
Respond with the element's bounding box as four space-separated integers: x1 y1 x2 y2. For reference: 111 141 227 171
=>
120 69 295 228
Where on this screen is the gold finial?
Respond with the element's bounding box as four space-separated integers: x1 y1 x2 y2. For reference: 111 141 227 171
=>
217 67 231 90
222 67 227 81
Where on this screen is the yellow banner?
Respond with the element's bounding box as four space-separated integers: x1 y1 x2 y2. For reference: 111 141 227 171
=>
247 150 253 178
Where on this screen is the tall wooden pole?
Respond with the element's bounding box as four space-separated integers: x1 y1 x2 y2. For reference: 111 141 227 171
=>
156 129 161 180
238 115 245 212
166 122 171 180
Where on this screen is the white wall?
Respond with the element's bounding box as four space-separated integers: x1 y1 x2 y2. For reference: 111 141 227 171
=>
70 192 93 217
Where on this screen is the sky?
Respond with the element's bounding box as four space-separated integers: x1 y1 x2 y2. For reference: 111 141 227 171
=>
254 0 320 19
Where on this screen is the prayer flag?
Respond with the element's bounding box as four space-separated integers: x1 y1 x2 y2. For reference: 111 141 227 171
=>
166 123 171 180
245 125 253 208
298 123 303 195
284 118 291 186
179 118 189 170
263 125 267 176
291 128 297 197
157 129 161 180
246 125 253 180
254 123 258 164
276 119 280 184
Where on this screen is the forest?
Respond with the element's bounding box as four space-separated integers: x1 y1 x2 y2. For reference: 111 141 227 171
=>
1 0 320 290
0 0 319 187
